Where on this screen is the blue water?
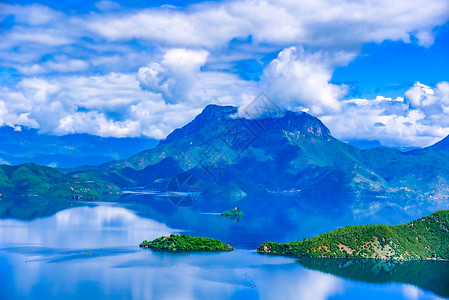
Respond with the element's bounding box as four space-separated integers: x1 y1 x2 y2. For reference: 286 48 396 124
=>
0 200 447 299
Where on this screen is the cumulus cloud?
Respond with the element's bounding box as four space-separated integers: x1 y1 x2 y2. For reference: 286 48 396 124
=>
57 111 140 137
261 47 349 115
138 48 209 104
3 0 448 73
138 48 257 107
1 0 449 148
86 5 246 48
405 81 449 108
0 72 216 139
321 82 449 148
86 0 449 49
0 58 255 139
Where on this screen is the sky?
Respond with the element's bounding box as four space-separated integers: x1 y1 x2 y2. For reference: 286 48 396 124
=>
1 0 449 149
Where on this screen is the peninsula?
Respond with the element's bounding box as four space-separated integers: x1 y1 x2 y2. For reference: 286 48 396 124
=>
257 210 449 260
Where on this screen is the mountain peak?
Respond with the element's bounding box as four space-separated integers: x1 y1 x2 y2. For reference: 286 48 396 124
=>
161 104 331 145
277 110 331 137
160 105 237 145
202 104 237 116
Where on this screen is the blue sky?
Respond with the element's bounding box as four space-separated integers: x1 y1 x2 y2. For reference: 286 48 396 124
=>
333 23 449 99
1 0 449 148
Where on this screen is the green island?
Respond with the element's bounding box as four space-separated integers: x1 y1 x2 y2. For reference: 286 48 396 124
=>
139 234 235 251
221 207 244 219
257 210 449 260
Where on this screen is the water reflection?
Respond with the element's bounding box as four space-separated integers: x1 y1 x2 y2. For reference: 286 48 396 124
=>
0 196 79 220
116 193 448 250
0 204 174 248
1 192 445 251
297 258 449 298
0 204 446 300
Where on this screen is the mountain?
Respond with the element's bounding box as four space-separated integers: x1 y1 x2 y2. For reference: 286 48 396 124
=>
345 139 420 151
68 104 449 210
257 210 449 260
0 163 120 199
0 126 158 168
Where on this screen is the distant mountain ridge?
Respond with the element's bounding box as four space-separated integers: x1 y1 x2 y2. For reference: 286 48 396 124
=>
2 104 448 209
64 104 449 210
0 126 158 168
0 163 120 199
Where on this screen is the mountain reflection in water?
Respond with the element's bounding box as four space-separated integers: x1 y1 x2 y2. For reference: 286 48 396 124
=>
297 257 449 298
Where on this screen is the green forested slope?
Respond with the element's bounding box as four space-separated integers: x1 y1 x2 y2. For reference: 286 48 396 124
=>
140 234 234 251
258 210 449 260
0 163 120 199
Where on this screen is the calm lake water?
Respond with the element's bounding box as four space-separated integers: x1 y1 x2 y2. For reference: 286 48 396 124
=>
0 195 448 300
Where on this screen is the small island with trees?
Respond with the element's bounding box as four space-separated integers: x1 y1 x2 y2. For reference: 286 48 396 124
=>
139 234 235 252
221 207 244 219
257 210 449 261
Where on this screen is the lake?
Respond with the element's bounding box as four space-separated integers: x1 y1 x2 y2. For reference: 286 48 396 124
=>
0 195 447 300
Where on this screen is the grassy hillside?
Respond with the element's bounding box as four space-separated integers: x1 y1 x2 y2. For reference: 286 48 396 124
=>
0 163 120 199
257 210 449 260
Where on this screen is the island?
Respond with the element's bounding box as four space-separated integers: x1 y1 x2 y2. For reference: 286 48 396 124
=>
257 210 449 260
139 234 235 251
221 207 245 219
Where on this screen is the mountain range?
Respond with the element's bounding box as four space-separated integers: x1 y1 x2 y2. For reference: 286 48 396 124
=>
0 163 120 199
2 104 449 210
0 126 158 168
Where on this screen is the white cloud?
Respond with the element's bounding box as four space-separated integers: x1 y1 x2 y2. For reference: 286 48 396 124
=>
7 29 73 46
1 0 449 148
2 64 449 148
437 81 449 104
45 58 89 73
2 1 449 73
321 82 449 148
87 5 246 48
261 47 349 115
405 82 436 107
138 48 257 107
0 3 63 26
57 111 141 138
0 100 8 120
405 81 449 108
0 73 212 139
138 48 209 104
14 64 45 75
86 0 449 49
